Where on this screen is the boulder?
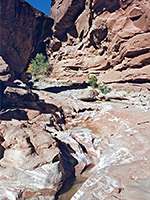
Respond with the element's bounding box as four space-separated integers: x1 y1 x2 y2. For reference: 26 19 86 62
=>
78 88 99 101
0 57 12 82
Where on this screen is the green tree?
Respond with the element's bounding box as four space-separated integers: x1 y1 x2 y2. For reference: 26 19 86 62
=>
29 53 51 77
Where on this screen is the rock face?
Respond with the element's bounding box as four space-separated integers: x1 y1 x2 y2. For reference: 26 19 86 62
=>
70 102 150 200
50 0 86 41
1 0 150 199
0 82 150 199
0 86 94 199
0 57 11 83
0 0 53 81
49 0 150 84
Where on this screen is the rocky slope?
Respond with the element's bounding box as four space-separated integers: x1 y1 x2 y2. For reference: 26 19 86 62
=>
0 0 150 199
0 0 53 82
49 0 150 84
0 83 150 199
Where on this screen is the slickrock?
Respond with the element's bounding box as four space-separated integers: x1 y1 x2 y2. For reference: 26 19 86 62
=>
0 86 95 199
0 83 150 199
70 102 150 200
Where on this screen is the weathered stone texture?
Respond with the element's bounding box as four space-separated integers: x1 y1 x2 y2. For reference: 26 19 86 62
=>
0 0 53 81
49 0 150 84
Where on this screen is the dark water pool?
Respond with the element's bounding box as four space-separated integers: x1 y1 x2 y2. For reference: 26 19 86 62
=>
57 176 87 200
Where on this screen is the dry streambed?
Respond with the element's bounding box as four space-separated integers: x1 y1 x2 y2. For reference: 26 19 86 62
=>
0 85 150 200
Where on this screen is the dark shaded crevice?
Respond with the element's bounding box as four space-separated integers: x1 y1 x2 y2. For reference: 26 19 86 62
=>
54 0 86 41
0 134 5 160
117 62 150 72
0 109 28 120
16 191 23 200
54 138 78 179
66 66 81 71
93 0 120 15
66 144 76 154
80 163 94 174
52 154 60 163
26 137 37 155
71 135 88 154
55 176 76 200
106 79 150 84
0 145 5 160
79 30 84 41
130 15 142 21
67 25 78 38
78 142 87 154
116 66 128 72
121 1 133 10
54 136 89 200
125 49 150 58
44 82 88 93
78 108 93 113
113 40 126 53
89 0 94 29
51 0 56 7
54 138 78 199
0 136 4 143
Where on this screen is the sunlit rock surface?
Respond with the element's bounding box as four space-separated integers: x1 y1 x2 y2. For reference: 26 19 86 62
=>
0 0 150 199
70 101 150 200
0 84 150 199
49 0 150 84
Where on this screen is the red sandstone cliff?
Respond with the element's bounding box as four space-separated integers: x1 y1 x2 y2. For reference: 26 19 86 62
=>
0 0 53 82
49 0 150 84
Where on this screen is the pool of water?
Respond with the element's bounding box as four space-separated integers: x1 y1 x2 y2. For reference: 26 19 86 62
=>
57 176 87 200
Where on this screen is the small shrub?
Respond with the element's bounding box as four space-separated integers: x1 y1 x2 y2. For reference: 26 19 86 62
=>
88 75 98 88
28 53 51 77
88 75 111 94
99 82 112 94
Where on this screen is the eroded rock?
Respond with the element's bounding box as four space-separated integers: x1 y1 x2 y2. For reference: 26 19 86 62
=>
0 0 53 81
0 57 12 83
49 0 150 85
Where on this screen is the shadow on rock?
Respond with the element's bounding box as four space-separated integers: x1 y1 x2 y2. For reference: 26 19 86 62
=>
0 109 28 120
44 82 88 93
0 86 65 125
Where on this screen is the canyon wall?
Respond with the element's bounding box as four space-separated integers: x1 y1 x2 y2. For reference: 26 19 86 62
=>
1 0 150 85
0 0 53 82
49 0 150 84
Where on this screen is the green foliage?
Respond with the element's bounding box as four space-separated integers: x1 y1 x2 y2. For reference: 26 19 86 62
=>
29 53 51 77
88 74 111 94
88 75 98 88
99 83 112 94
